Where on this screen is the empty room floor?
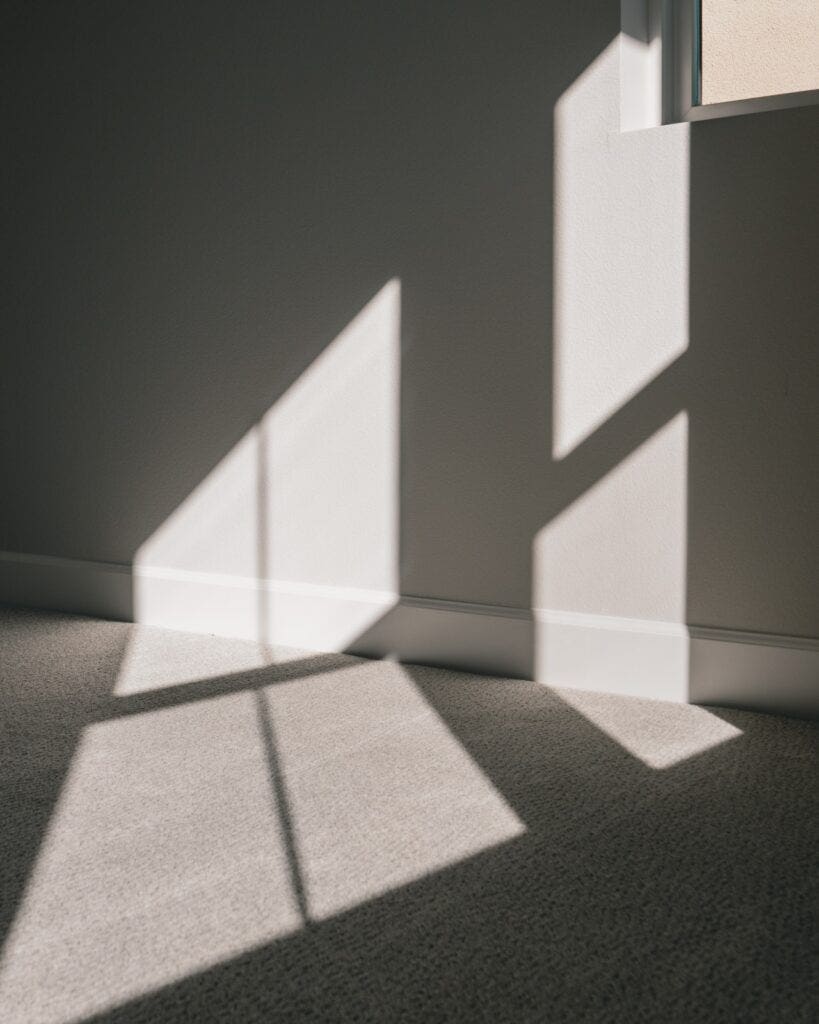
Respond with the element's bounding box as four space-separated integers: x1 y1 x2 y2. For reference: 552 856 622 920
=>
0 606 816 1024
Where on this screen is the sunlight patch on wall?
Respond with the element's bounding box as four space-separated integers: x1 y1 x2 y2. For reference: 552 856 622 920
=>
136 428 260 579
133 279 400 648
555 687 743 769
533 413 689 701
0 661 523 1024
260 279 399 591
553 38 689 458
536 412 688 623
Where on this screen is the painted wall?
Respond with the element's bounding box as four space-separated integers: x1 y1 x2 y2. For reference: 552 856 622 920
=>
2 3 817 701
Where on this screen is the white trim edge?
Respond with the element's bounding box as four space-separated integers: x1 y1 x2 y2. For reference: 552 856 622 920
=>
1 551 816 716
686 88 819 123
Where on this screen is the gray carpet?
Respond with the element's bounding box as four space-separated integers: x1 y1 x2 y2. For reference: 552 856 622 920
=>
0 605 816 1023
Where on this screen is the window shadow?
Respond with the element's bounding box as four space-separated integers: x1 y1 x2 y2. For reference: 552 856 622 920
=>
2 4 818 1020
2 609 817 1023
33 655 818 1024
0 608 130 952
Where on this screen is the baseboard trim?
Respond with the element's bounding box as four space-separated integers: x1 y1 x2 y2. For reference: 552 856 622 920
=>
1 551 816 715
0 549 134 621
533 609 818 715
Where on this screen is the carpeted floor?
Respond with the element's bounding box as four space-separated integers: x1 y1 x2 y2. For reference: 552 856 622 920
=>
0 606 816 1023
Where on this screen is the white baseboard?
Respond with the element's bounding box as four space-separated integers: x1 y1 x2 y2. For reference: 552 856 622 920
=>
0 550 134 621
534 610 818 716
534 610 691 703
133 564 397 653
347 595 535 680
1 550 816 716
687 626 818 719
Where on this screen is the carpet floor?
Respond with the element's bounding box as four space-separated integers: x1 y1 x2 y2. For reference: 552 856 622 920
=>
0 605 816 1023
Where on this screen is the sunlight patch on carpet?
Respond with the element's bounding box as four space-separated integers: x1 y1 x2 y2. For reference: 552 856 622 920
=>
0 662 523 1024
556 687 743 769
113 625 308 696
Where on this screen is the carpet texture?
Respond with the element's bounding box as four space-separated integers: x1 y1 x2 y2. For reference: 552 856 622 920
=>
0 605 816 1023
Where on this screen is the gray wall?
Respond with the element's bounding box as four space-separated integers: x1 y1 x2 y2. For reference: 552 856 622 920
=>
2 2 817 641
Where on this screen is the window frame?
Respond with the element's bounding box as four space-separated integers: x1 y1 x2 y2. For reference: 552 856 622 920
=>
672 0 819 123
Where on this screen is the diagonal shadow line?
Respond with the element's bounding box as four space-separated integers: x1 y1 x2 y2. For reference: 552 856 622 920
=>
546 351 688 512
0 19 739 1019
6 607 816 1024
256 422 271 651
94 652 358 723
254 687 311 925
72 832 536 1024
68 702 819 1024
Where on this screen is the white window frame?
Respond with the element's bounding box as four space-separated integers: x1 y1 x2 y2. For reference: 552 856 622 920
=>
621 0 819 130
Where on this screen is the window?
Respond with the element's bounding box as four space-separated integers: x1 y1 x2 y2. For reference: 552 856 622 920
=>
692 0 819 117
620 0 819 129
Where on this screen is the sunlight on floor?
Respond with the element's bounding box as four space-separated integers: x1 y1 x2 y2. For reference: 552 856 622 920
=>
556 687 742 769
262 662 525 922
113 626 306 696
0 660 524 1024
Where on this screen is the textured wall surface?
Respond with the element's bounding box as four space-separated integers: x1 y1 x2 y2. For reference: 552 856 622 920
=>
2 2 817 641
702 0 819 105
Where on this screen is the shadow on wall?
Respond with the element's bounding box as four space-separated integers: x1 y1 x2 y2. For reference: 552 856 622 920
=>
2 0 577 605
1 5 818 1021
684 104 819 693
132 278 401 650
1 4 817 704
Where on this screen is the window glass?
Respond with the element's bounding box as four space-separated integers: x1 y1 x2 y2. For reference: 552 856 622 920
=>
700 0 819 105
